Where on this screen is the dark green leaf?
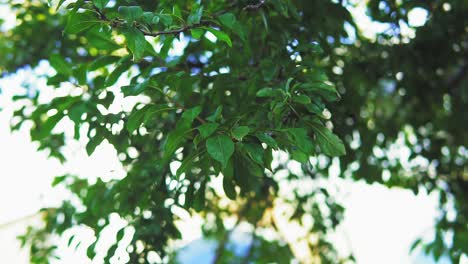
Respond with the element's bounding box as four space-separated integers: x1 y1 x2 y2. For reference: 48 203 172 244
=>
223 175 237 200
244 143 264 166
51 175 67 187
118 6 143 24
176 151 199 177
285 128 314 155
256 87 275 97
206 135 234 168
123 27 152 61
198 123 219 139
93 0 109 10
158 14 173 26
126 105 148 133
256 133 279 149
205 28 232 47
293 94 311 104
88 56 120 71
86 134 104 156
206 106 223 122
218 13 236 29
65 11 99 34
232 126 250 141
49 54 72 75
308 121 346 156
73 64 87 85
122 80 149 96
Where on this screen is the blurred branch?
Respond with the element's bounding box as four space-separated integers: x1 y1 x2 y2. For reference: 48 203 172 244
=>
447 54 468 95
0 211 44 230
139 21 212 37
212 217 241 264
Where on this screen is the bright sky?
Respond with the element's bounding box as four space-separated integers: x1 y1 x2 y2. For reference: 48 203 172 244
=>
0 2 462 264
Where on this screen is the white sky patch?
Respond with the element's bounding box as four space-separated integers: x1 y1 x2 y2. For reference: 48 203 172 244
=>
408 8 429 27
0 4 16 30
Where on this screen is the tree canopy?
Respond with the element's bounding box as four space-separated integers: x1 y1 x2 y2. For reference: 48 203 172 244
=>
1 0 467 263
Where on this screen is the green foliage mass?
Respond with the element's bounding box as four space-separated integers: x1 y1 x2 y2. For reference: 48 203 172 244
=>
1 0 467 263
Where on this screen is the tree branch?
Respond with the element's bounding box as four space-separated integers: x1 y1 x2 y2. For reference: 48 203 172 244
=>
138 20 212 37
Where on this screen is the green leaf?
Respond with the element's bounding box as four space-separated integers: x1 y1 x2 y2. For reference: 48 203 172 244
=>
223 175 237 200
122 80 149 96
206 135 234 168
126 105 148 133
305 98 325 115
264 147 273 171
163 129 188 163
49 54 72 75
256 133 279 149
73 64 87 85
116 228 125 242
205 28 232 47
143 104 175 124
176 151 199 177
93 0 109 10
105 59 132 87
51 175 67 187
86 134 104 156
233 152 263 190
65 11 99 34
187 5 203 25
285 77 294 91
157 14 173 26
232 126 250 141
191 28 204 39
256 87 274 97
206 106 223 122
193 183 206 211
308 121 346 156
218 13 236 29
163 107 202 163
172 5 182 18
180 106 202 128
298 82 340 102
140 12 155 24
33 113 64 140
198 123 219 139
293 94 311 104
88 56 119 71
86 26 120 51
244 143 264 166
285 128 314 155
86 242 96 260
118 6 143 24
123 27 150 61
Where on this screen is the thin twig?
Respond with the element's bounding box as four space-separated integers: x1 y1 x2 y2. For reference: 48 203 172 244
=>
243 0 266 11
139 21 211 37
